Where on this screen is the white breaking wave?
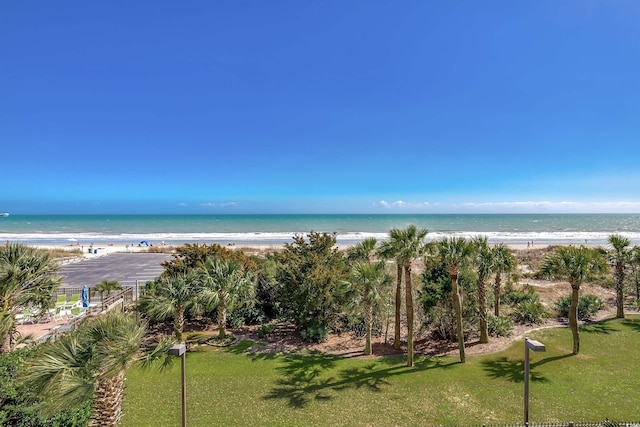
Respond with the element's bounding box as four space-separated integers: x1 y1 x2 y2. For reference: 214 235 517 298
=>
2 230 640 245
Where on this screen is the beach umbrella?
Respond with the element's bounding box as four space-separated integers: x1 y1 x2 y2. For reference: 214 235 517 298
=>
82 285 89 308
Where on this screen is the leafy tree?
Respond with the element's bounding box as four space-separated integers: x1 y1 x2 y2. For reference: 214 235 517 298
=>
492 243 517 316
276 232 350 342
0 243 61 352
606 234 631 318
471 236 493 344
350 261 392 355
198 257 255 338
160 243 256 278
539 245 607 354
138 271 200 341
433 237 473 363
22 311 172 427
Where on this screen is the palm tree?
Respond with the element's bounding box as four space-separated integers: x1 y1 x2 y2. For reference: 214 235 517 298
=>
199 257 255 338
378 231 404 351
472 236 493 344
138 271 200 341
92 280 123 310
347 237 379 263
435 237 473 363
540 245 607 354
351 260 392 355
492 243 517 316
0 243 61 352
607 234 631 318
380 225 427 367
22 311 172 427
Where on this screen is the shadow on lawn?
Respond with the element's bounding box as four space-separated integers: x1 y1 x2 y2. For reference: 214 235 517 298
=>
621 317 640 332
580 321 618 335
480 353 573 383
254 351 455 408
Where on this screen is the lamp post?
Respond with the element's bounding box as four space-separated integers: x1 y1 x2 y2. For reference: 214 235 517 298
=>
524 337 545 426
168 343 187 427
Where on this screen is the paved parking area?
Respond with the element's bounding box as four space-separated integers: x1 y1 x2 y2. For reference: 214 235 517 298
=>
57 253 173 288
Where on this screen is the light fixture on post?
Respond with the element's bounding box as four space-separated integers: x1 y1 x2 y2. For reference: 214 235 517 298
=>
524 337 545 426
168 343 187 427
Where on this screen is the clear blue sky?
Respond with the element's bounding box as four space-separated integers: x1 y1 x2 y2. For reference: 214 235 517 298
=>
2 1 639 214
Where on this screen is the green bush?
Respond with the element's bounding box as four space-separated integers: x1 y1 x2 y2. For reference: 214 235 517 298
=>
555 294 604 321
513 298 547 325
257 323 275 338
502 285 538 305
487 315 513 337
300 324 329 343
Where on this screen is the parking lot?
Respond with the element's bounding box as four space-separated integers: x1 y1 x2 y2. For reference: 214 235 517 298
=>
57 252 173 288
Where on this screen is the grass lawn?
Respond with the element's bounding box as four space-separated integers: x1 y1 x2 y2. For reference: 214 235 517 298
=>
121 316 640 426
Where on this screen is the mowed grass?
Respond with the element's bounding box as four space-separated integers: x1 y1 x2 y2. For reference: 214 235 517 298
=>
121 316 640 426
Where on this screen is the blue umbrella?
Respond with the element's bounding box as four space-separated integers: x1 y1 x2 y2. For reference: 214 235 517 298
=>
81 285 89 308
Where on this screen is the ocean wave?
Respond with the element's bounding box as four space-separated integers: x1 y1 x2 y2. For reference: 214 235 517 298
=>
2 230 640 245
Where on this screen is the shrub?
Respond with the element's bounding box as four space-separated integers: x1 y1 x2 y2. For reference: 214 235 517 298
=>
257 323 275 338
513 298 547 325
502 285 538 305
300 324 329 343
555 294 604 321
487 315 513 337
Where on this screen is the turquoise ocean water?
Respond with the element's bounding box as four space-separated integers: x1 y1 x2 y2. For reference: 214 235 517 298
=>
1 214 640 246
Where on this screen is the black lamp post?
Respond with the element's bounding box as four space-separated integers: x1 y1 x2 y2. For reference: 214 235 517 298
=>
524 337 545 426
168 343 187 427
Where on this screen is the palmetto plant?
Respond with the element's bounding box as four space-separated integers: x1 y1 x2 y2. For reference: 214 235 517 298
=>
491 243 516 317
22 311 173 427
606 234 631 318
350 260 392 355
540 245 607 354
198 257 255 338
434 237 473 363
0 243 61 352
138 271 201 341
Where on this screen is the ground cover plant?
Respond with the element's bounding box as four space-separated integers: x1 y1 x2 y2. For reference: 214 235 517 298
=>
120 316 640 426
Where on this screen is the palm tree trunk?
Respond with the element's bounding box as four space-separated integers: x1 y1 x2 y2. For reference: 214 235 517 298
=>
451 271 466 363
478 277 488 344
493 272 502 317
89 371 125 427
364 297 372 356
405 264 414 367
218 299 227 338
570 284 580 355
394 262 402 350
615 264 625 318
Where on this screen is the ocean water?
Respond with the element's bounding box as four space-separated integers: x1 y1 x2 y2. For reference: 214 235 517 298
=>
1 214 640 246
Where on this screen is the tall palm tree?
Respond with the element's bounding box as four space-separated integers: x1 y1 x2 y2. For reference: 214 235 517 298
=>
380 225 428 367
435 237 473 363
0 243 61 352
540 245 607 354
199 257 255 338
138 271 200 341
607 234 631 318
492 243 516 316
379 230 405 351
351 260 392 355
22 311 172 427
472 236 493 344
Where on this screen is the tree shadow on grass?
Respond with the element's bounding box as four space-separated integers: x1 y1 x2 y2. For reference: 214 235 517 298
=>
580 321 617 335
480 353 573 383
261 352 456 408
621 317 640 332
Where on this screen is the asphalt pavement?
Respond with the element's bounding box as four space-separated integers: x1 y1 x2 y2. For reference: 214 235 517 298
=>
57 253 173 289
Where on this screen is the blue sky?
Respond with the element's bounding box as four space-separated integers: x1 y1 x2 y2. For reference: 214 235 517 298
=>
2 1 639 214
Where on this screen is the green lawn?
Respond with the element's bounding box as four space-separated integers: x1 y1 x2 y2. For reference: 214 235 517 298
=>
121 316 640 426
